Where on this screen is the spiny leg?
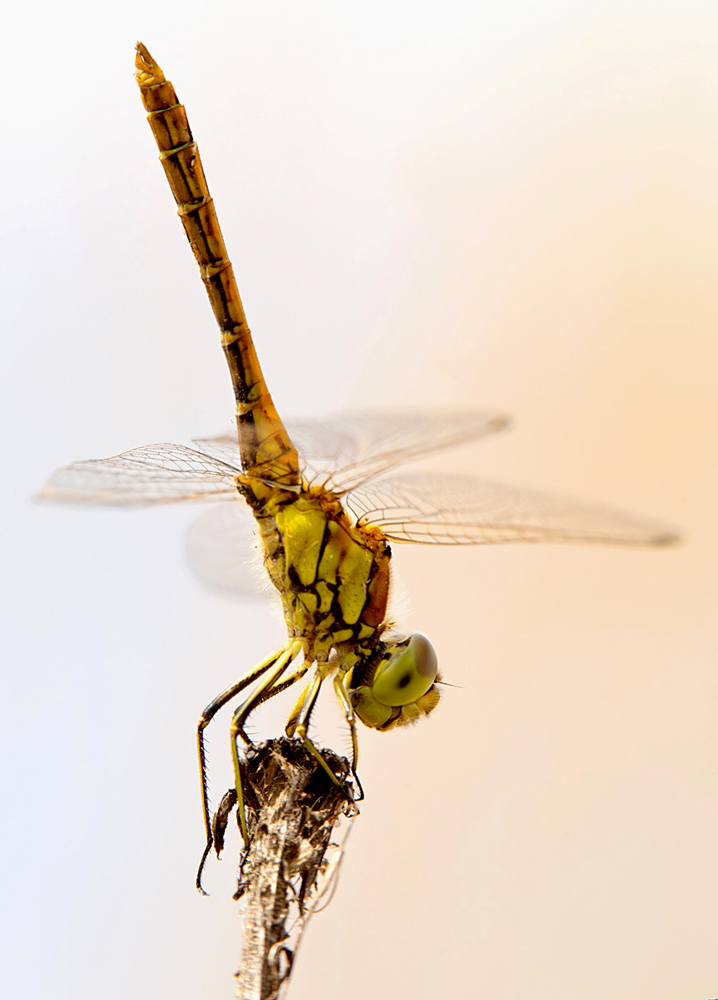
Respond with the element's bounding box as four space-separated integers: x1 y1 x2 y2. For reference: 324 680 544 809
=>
333 675 359 772
229 642 304 750
229 641 303 844
287 671 352 791
196 643 293 892
242 659 314 714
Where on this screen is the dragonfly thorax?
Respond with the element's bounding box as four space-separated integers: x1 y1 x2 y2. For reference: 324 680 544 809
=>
240 481 392 657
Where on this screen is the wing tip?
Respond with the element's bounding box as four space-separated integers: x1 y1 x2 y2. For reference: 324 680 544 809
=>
647 529 682 548
34 479 72 503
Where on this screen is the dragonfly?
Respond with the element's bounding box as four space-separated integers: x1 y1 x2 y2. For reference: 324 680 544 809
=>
40 43 678 875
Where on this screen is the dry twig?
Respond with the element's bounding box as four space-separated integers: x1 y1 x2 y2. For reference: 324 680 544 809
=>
221 739 357 1000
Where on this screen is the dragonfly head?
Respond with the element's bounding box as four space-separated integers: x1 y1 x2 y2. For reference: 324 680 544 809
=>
348 633 441 731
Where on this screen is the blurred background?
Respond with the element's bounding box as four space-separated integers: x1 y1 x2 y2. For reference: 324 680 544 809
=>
2 2 717 998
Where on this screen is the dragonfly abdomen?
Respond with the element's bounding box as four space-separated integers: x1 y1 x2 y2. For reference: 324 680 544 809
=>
135 43 300 488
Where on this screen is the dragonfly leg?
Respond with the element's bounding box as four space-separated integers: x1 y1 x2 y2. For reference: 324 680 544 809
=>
196 642 295 892
229 640 303 844
333 675 359 772
243 658 313 712
287 672 348 790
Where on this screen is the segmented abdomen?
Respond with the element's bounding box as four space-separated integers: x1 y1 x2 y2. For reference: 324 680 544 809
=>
135 43 299 489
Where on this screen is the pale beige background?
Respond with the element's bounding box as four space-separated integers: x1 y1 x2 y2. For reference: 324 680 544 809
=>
2 3 716 999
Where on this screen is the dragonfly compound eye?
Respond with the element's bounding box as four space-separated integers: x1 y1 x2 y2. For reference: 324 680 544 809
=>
372 633 438 707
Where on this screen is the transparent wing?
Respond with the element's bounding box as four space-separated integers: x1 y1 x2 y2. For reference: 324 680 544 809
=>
190 435 245 470
38 443 241 505
345 473 680 547
185 503 274 598
195 409 510 492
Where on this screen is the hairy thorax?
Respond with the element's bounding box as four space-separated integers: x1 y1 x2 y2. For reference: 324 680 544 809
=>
238 478 391 661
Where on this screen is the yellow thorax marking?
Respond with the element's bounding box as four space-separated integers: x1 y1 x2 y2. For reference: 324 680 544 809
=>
264 490 382 633
275 502 327 587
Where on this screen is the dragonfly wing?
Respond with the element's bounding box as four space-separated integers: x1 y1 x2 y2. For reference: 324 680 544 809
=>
38 443 241 505
191 436 243 469
185 503 274 598
345 473 680 547
196 410 510 492
292 410 511 491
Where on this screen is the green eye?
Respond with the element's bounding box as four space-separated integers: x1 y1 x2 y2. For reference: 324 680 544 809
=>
372 634 438 707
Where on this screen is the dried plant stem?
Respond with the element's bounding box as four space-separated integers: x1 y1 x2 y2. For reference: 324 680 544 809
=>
230 739 356 1000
